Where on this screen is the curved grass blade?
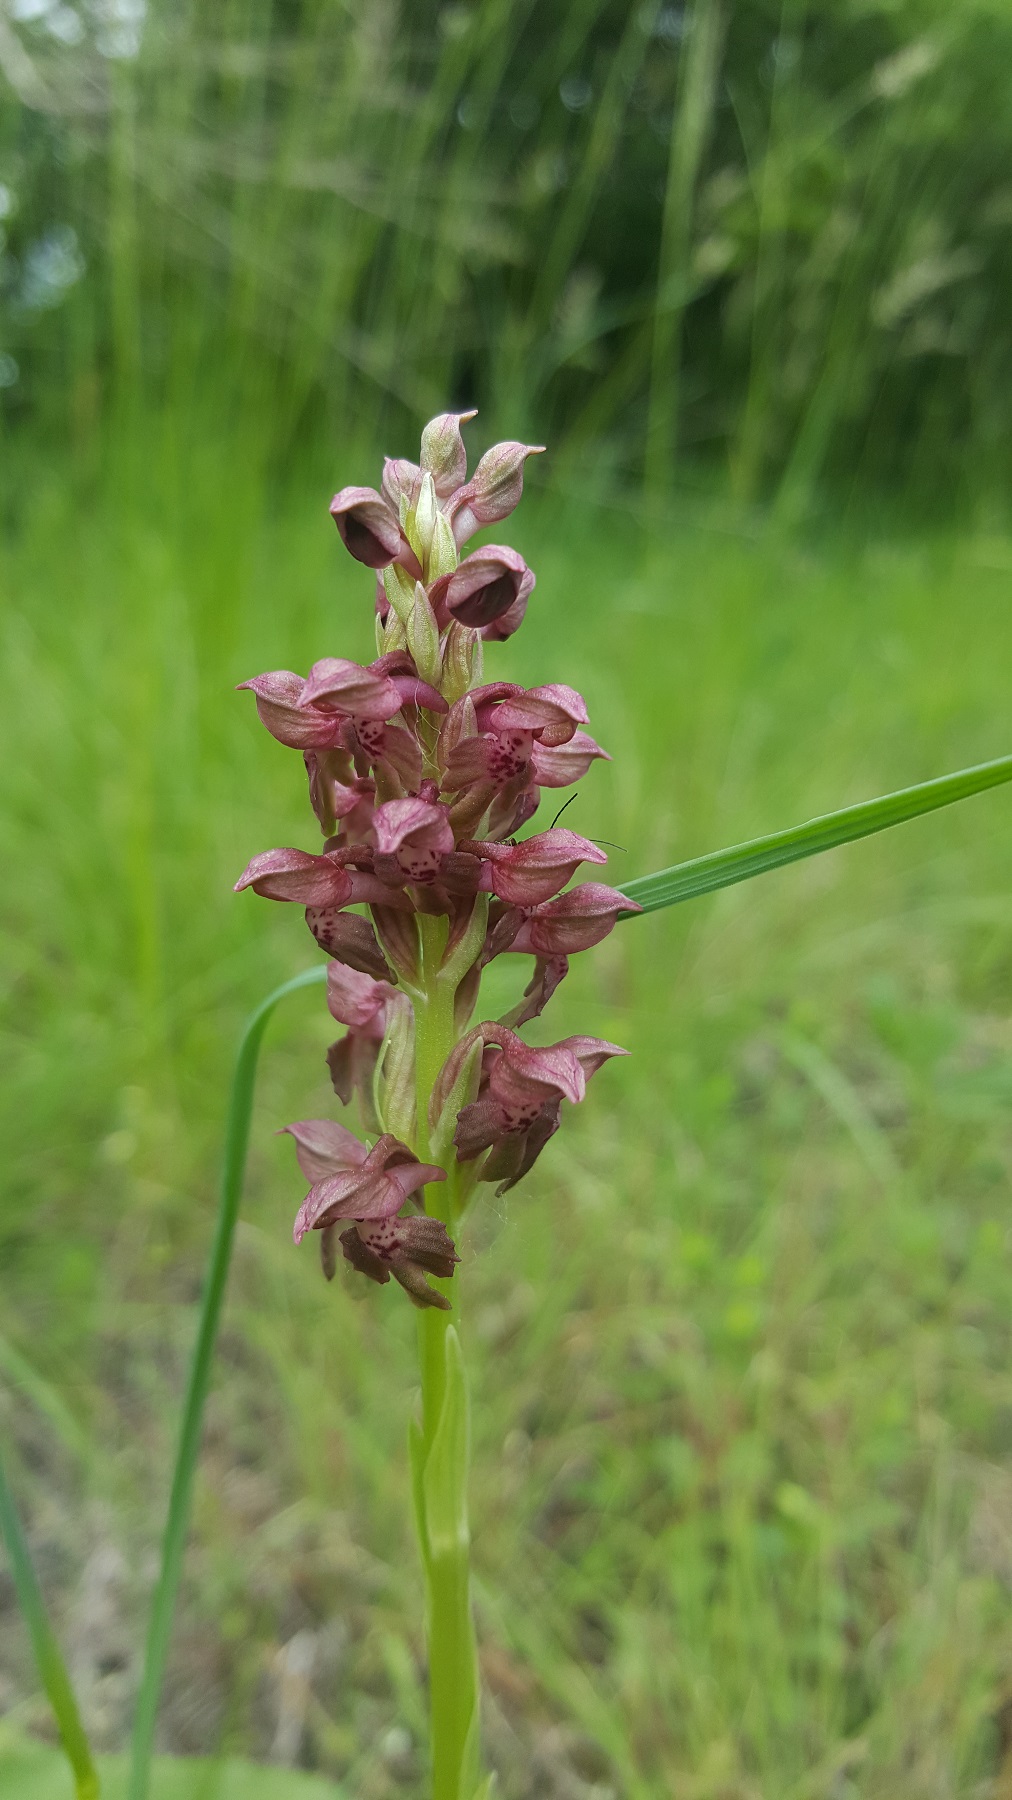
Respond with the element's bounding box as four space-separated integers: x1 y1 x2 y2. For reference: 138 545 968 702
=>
127 963 328 1800
617 753 1012 915
0 1334 91 1466
0 1448 100 1799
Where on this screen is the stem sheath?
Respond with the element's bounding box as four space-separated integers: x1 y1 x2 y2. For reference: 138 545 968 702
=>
413 916 480 1800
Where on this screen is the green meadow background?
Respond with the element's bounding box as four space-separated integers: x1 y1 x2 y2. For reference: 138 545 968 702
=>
6 2 1012 1795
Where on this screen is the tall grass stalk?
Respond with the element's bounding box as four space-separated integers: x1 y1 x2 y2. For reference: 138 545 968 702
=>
0 1451 100 1800
127 965 327 1800
645 0 726 495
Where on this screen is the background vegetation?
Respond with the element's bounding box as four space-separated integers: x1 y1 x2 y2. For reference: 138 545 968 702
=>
4 1 1012 1796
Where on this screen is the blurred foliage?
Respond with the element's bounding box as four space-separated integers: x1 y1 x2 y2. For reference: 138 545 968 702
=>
2 0 1012 511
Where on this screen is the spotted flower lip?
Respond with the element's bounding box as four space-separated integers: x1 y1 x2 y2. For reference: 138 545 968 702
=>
440 685 596 802
372 797 456 884
306 906 391 978
339 1215 460 1310
463 828 608 906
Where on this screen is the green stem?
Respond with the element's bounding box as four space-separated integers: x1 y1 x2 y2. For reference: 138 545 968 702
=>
413 916 480 1800
127 964 327 1800
0 1448 100 1800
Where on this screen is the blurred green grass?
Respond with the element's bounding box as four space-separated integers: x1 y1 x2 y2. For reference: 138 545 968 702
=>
4 426 1012 1794
0 1734 341 1798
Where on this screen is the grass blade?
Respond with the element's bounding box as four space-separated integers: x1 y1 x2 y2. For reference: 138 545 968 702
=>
0 1449 100 1799
617 753 1012 914
127 963 328 1800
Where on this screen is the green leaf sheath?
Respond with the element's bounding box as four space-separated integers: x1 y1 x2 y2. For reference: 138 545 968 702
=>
0 1451 101 1800
413 915 481 1800
617 753 1012 915
127 965 327 1800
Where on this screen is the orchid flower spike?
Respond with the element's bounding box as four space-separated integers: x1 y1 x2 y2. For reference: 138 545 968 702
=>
237 410 629 1308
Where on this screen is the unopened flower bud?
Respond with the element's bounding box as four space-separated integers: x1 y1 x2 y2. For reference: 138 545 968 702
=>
428 508 459 582
441 632 481 707
419 409 476 498
382 561 417 624
407 471 438 567
448 441 544 546
381 457 421 512
406 582 442 687
374 993 416 1142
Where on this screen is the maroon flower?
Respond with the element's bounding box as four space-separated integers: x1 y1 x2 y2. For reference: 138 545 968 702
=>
237 670 349 751
453 1027 627 1191
464 828 607 906
431 547 535 639
330 486 421 576
284 1123 455 1308
506 882 640 954
238 663 421 797
291 661 418 793
299 657 407 720
234 848 354 907
441 683 592 802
